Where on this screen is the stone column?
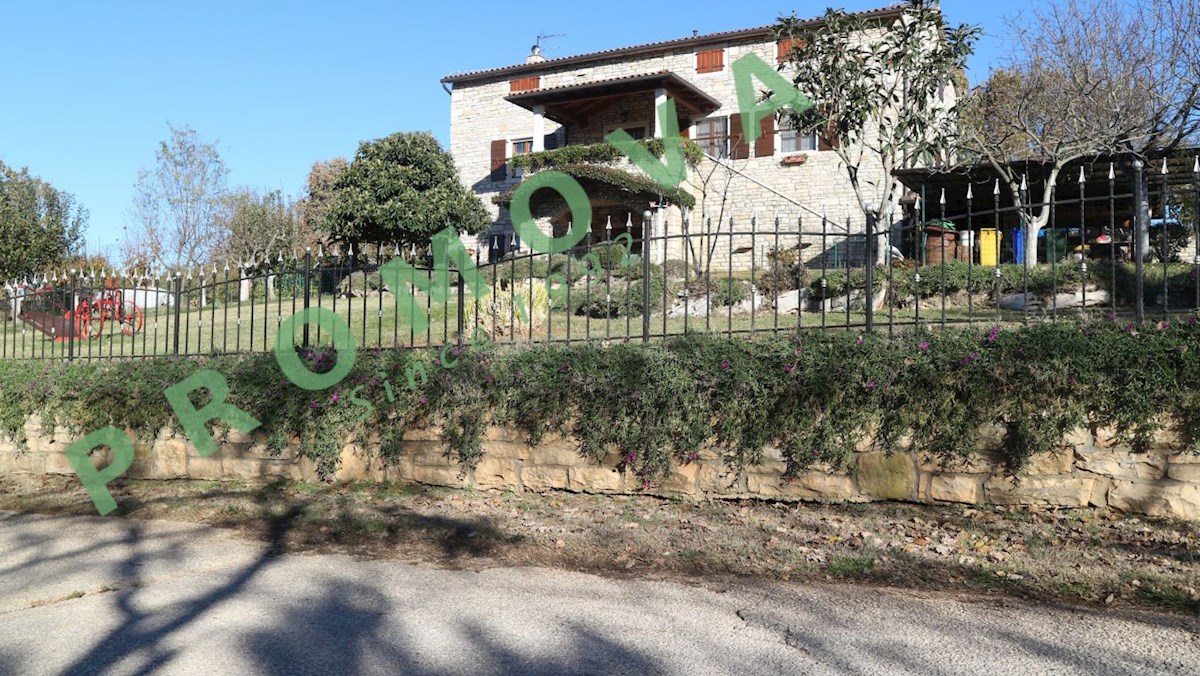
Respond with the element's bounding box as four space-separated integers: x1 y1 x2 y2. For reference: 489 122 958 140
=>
653 88 668 138
532 104 545 151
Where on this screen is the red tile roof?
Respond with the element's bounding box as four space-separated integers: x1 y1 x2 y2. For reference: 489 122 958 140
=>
440 5 908 85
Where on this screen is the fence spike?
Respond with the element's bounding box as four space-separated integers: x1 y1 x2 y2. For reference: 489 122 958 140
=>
1162 157 1169 175
605 215 612 232
939 188 946 205
1078 166 1086 183
1194 157 1199 174
510 233 517 247
993 179 1000 195
348 243 355 257
316 244 324 259
966 184 973 200
489 236 497 251
1020 174 1028 191
1109 163 1116 180
393 243 401 257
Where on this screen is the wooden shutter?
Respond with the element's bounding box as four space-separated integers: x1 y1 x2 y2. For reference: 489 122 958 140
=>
817 122 840 151
729 115 750 160
679 123 689 139
490 140 507 181
510 76 540 92
755 115 775 157
696 48 724 74
777 38 803 63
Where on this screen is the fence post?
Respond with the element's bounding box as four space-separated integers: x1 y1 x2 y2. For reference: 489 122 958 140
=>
642 212 651 343
172 274 183 355
66 270 76 362
865 213 876 333
302 249 312 348
457 269 465 348
1132 158 1147 324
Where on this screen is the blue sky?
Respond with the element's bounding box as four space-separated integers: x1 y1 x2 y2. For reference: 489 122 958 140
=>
0 1 1024 258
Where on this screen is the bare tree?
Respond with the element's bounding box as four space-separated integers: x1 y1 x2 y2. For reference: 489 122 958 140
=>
959 0 1200 262
298 157 348 239
125 124 230 272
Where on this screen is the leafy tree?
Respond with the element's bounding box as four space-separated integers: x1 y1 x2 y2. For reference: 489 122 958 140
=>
218 188 311 265
958 0 1200 263
0 160 87 280
125 124 230 271
775 1 979 252
323 132 489 253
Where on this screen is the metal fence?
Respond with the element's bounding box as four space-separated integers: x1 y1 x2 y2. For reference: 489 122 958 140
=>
2 158 1198 362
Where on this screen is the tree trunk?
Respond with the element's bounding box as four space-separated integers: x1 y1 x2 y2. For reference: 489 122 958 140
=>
1135 170 1152 262
1022 209 1057 266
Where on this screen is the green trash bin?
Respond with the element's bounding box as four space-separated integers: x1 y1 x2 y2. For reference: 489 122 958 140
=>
1040 230 1069 263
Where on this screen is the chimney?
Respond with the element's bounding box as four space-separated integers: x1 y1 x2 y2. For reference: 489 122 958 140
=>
526 45 546 64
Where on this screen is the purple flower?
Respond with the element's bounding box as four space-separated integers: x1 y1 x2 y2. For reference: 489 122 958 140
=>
794 348 803 356
961 352 979 365
1158 321 1171 330
985 326 1000 344
1106 312 1118 322
1188 316 1198 326
514 370 523 379
918 341 930 352
330 394 339 403
720 360 731 370
419 396 428 405
866 379 878 389
856 335 865 345
784 364 795 373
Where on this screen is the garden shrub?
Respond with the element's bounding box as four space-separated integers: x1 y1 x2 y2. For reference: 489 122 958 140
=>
620 274 680 315
708 278 749 307
757 247 809 298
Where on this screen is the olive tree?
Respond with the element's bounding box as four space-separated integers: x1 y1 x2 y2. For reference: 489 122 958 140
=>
775 0 979 258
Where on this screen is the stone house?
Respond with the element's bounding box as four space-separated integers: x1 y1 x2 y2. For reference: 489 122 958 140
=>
440 5 926 268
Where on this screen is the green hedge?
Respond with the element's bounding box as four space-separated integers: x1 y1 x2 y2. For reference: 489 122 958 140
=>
3 321 1199 484
815 261 1200 306
508 138 706 172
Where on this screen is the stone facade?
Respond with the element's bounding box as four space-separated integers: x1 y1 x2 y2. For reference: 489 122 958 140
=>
443 13 929 269
3 416 1198 520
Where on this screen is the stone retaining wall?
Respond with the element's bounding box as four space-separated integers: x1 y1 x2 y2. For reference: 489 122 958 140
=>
2 415 1198 519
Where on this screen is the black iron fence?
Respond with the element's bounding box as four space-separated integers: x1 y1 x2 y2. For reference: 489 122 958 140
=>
2 158 1198 362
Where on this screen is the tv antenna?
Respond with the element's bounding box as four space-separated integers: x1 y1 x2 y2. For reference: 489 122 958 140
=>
534 33 566 52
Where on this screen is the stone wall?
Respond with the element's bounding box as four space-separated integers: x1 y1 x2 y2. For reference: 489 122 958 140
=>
2 414 1197 520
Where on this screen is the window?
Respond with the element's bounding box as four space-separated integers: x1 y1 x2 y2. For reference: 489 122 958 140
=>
510 138 534 177
510 76 540 93
604 124 647 140
693 117 728 157
780 124 819 153
696 48 724 74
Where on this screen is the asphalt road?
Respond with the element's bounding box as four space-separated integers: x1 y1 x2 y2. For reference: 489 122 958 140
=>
0 510 1197 675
